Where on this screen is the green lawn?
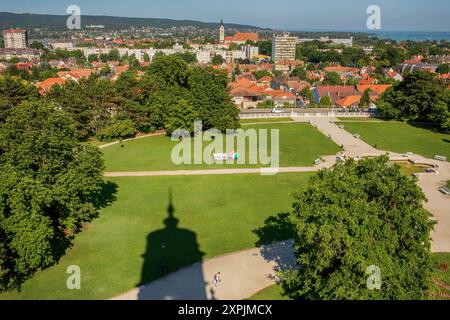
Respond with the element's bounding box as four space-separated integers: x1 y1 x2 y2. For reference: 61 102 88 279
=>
248 284 291 300
430 253 450 300
341 122 450 160
0 173 311 300
240 118 294 124
103 123 340 172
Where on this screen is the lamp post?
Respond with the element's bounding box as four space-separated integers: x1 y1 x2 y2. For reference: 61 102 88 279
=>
161 242 168 274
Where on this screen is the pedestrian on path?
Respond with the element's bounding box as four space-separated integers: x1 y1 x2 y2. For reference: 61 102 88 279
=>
212 272 221 287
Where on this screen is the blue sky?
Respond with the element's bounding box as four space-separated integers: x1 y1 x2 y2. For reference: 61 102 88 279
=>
1 0 450 31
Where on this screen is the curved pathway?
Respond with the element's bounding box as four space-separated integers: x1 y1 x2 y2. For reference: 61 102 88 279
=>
112 240 295 300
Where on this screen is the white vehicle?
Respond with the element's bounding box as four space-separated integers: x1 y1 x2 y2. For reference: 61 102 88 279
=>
272 107 284 113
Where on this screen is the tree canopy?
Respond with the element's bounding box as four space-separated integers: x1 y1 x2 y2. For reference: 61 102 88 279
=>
280 156 434 300
0 101 106 292
377 71 450 130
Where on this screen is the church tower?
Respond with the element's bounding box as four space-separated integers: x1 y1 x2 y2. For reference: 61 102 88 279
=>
219 19 225 44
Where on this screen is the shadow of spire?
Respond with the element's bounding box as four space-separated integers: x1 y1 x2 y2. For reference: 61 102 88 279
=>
137 189 207 300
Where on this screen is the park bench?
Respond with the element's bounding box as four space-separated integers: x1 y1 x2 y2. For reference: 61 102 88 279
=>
314 159 323 165
439 187 450 196
354 134 361 139
434 155 447 162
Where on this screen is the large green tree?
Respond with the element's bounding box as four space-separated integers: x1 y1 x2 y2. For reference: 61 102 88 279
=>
378 71 450 130
0 101 106 292
280 156 434 300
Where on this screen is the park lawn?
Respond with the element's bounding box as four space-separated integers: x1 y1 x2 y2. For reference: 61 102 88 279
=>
247 284 291 300
103 123 340 172
240 118 294 124
341 122 450 160
336 117 382 122
430 253 450 300
0 173 312 300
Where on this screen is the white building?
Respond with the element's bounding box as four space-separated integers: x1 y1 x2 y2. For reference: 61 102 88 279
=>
297 36 353 47
272 33 297 62
242 45 259 60
3 29 28 49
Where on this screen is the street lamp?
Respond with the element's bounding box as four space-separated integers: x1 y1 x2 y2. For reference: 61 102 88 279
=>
161 242 168 274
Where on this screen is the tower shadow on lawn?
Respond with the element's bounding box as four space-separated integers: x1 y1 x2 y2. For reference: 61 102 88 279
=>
137 189 208 300
253 212 297 274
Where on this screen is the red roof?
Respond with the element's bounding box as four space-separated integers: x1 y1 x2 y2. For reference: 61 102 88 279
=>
3 29 26 34
357 85 391 95
37 77 66 94
335 95 361 107
257 76 273 83
225 32 259 43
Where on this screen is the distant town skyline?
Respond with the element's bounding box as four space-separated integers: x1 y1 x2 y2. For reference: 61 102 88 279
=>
1 0 450 32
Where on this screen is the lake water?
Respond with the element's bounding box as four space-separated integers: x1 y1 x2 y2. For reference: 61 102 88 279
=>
372 31 450 42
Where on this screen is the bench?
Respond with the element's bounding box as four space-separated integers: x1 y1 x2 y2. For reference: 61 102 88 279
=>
314 159 323 165
439 187 450 196
354 134 361 139
434 155 447 162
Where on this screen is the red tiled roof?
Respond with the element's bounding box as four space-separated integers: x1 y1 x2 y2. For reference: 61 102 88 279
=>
3 29 26 34
37 77 66 94
324 66 360 73
357 85 391 95
225 32 259 43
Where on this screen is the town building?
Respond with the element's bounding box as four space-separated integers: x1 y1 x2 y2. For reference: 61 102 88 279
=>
3 29 28 49
272 33 297 62
297 36 353 47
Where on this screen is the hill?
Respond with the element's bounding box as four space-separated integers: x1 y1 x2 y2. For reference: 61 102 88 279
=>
0 12 266 31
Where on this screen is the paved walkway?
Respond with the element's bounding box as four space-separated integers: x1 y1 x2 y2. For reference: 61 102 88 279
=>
104 161 337 177
112 240 295 300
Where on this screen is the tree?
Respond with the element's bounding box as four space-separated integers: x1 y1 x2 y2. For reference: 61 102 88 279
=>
291 67 308 81
280 156 434 300
30 41 45 50
323 72 343 85
378 71 449 129
0 101 106 292
0 76 40 123
88 54 99 63
319 95 332 107
97 118 136 141
212 54 224 66
359 89 372 107
436 63 449 74
258 40 272 57
252 70 272 80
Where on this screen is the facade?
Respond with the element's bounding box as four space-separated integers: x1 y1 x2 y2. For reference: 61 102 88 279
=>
271 33 297 62
3 29 28 49
242 45 259 60
0 48 40 60
297 36 353 47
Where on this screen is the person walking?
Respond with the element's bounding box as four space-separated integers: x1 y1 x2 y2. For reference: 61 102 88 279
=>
212 272 221 287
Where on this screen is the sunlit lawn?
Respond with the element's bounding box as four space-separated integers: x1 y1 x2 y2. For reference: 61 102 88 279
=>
340 122 450 160
0 173 311 300
103 123 340 172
